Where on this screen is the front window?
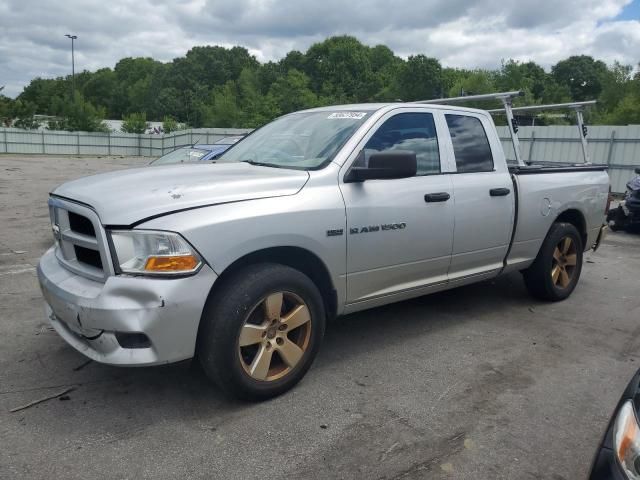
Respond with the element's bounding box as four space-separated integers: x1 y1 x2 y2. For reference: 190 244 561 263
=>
151 147 208 166
218 111 371 170
359 112 440 176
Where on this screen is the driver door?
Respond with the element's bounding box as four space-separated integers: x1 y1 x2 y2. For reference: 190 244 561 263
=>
340 109 455 306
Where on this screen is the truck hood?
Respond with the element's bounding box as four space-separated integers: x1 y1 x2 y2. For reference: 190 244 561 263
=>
52 162 310 225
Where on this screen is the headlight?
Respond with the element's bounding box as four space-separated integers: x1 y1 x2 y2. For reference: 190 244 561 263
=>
614 400 640 479
109 230 202 276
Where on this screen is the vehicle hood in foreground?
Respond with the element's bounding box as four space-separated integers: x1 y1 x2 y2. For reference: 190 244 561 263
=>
52 162 309 225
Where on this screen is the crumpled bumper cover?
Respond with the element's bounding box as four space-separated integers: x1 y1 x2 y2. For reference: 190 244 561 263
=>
37 247 217 366
593 224 608 252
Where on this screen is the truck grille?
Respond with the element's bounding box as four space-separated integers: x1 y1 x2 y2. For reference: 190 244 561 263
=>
48 197 113 282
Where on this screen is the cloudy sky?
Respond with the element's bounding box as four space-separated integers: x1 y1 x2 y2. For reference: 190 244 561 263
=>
1 0 639 97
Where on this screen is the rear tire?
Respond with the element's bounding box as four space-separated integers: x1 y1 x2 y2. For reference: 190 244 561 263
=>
523 222 583 301
197 263 325 401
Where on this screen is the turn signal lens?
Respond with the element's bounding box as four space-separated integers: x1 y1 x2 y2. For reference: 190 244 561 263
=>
144 255 200 272
614 400 640 479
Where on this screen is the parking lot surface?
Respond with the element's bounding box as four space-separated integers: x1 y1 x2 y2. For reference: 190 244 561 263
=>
1 154 639 479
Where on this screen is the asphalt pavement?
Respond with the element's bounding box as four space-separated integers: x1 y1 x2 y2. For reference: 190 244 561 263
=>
1 154 639 479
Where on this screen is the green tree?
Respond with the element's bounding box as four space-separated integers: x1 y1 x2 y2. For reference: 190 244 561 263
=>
11 37 640 128
121 112 148 133
152 87 186 121
48 93 109 132
601 94 640 125
551 55 609 101
597 62 634 116
237 68 279 127
449 69 496 97
397 55 442 101
112 57 162 117
169 46 258 94
368 45 403 101
201 81 241 128
441 68 469 97
304 36 376 101
82 68 117 114
0 90 14 127
269 69 318 113
19 77 70 113
447 70 498 110
496 60 549 101
11 99 39 129
280 50 306 73
162 115 179 133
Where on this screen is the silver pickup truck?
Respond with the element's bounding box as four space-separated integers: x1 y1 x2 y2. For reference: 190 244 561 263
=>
38 103 609 400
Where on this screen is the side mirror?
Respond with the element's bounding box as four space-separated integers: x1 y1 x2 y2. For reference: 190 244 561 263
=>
345 151 417 183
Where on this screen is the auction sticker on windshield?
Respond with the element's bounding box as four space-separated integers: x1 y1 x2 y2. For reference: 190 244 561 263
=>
327 112 367 119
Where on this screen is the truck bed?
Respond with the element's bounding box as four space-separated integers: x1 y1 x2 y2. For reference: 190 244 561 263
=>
504 165 610 273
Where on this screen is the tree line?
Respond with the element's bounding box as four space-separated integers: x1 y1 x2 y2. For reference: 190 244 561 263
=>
1 36 639 132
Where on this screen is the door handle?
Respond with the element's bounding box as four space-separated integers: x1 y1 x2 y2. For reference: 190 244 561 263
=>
489 188 511 197
424 192 450 203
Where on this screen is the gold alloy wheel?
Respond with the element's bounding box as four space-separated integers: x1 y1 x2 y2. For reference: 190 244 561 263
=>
551 236 578 289
238 292 312 382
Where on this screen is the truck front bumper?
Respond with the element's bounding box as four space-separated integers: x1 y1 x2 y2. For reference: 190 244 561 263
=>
37 247 217 366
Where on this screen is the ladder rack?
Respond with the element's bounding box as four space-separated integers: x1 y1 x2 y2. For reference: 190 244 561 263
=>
415 91 527 166
414 92 597 165
487 100 597 164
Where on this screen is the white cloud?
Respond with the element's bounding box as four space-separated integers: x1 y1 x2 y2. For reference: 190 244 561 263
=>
0 0 638 97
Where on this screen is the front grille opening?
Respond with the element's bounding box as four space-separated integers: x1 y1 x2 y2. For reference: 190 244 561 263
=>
74 245 103 270
115 332 151 349
69 212 96 237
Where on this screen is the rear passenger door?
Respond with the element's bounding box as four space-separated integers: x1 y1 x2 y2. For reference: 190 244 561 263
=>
443 113 515 279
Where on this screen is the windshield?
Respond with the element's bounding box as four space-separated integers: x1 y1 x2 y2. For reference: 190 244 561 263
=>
151 147 208 166
218 111 370 170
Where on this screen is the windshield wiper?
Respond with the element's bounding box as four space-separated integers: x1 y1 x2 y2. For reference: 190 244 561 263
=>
240 160 282 168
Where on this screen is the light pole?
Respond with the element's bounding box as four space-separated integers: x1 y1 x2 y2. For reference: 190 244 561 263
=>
65 34 77 96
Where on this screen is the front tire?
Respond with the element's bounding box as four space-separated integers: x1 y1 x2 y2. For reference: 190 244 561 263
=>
197 263 326 401
523 222 583 301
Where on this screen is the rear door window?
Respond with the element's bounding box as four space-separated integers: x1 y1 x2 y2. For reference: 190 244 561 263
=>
445 114 494 173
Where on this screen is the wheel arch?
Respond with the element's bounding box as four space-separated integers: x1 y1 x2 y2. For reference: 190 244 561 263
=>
554 208 587 248
205 246 338 321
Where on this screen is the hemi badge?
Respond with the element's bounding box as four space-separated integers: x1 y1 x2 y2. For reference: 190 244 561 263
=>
326 229 344 237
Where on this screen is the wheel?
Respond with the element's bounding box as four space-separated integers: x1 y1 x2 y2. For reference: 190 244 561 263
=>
523 222 583 301
197 263 326 401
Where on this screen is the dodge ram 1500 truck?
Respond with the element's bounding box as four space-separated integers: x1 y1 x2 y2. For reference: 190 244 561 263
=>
38 102 609 400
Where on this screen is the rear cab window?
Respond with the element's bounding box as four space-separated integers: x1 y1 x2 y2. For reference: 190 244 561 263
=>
445 114 494 173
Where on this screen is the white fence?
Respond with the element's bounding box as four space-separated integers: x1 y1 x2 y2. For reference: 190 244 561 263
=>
0 127 251 157
497 125 639 193
1 125 639 192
